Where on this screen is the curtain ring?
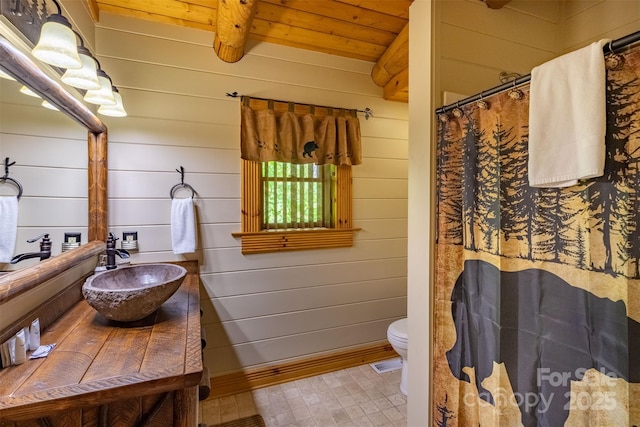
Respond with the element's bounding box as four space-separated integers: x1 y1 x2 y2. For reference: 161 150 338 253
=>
476 92 490 110
508 80 524 100
605 40 625 71
452 101 463 118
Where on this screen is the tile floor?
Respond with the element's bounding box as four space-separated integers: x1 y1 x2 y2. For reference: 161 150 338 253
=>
200 361 407 426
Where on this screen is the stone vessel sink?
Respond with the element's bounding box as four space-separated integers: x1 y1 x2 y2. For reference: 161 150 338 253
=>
82 263 187 322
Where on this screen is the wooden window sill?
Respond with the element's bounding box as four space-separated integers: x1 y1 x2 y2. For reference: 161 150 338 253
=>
232 228 360 254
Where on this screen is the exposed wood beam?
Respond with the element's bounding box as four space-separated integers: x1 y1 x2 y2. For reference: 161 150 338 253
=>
214 0 259 63
371 23 409 99
383 66 408 102
371 23 408 87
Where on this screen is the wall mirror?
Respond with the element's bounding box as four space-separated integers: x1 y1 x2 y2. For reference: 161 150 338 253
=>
0 27 107 303
1 73 88 271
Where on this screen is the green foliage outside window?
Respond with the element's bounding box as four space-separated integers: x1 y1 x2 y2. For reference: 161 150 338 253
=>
262 161 335 229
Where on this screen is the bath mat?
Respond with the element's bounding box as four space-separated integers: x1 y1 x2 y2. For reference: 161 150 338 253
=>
370 357 402 374
209 414 266 427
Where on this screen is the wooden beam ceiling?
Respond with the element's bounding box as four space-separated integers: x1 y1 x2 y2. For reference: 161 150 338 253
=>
85 0 412 102
371 23 408 102
213 0 259 63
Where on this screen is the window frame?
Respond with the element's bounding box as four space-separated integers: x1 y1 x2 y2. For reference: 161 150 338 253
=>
234 159 356 254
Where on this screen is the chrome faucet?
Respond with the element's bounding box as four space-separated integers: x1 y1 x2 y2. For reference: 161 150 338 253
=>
106 232 130 270
10 234 52 264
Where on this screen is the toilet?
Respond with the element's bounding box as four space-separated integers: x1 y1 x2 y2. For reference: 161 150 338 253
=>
387 318 408 395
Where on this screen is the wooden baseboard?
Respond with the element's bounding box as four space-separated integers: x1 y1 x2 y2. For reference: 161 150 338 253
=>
209 342 397 399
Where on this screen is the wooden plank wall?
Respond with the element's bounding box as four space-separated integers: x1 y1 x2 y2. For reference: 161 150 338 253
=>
561 0 640 52
95 13 409 376
435 0 563 103
435 0 640 105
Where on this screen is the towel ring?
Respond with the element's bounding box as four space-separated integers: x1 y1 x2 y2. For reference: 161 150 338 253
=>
170 182 196 199
0 176 23 200
170 166 196 199
1 157 23 200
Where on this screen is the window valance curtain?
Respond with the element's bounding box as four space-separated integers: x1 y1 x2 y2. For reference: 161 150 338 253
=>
240 96 362 166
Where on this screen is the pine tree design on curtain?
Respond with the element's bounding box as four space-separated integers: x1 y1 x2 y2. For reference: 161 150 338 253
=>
436 67 640 278
433 45 640 427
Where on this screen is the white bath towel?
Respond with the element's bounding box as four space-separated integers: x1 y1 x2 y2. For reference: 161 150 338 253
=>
171 197 197 254
528 39 610 188
0 196 19 263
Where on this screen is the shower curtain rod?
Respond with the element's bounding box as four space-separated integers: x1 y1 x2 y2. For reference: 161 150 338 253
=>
435 29 640 114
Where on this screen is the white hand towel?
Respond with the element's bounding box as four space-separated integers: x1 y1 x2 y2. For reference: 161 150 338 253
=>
528 39 610 188
171 197 197 254
0 196 19 263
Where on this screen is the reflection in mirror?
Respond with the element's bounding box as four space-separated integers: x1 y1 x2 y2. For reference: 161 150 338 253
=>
0 69 89 272
0 33 107 307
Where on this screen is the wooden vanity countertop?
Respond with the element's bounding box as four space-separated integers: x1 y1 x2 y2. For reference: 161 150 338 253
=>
0 265 202 421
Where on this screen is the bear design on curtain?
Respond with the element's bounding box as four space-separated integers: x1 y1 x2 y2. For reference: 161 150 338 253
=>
433 45 640 426
240 96 362 166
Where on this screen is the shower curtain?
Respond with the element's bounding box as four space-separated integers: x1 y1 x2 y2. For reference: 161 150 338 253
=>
433 45 640 426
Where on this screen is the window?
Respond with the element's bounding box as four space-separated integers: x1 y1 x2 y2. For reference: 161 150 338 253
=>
262 161 334 230
235 160 355 254
234 96 361 254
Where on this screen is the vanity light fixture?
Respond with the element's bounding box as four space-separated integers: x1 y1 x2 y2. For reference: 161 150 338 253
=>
84 69 116 105
31 0 82 70
98 86 127 117
61 33 100 90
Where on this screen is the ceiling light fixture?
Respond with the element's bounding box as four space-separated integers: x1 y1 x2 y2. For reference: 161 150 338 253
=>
32 0 82 69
